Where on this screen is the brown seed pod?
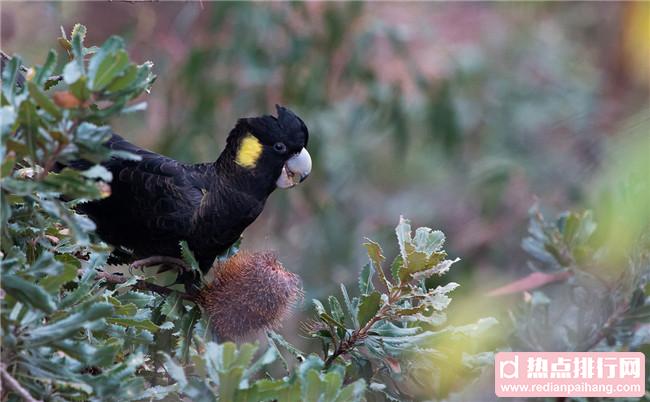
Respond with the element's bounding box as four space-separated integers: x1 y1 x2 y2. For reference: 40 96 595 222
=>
197 251 302 341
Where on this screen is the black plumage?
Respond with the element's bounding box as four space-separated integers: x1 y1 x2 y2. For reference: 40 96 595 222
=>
73 106 310 276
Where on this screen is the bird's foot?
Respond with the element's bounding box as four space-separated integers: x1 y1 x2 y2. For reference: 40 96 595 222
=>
130 256 190 273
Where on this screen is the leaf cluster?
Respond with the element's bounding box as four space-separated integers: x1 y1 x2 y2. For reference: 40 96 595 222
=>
1 24 162 402
1 25 498 401
512 204 650 356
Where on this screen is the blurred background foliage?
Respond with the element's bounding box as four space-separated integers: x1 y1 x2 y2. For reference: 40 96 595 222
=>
2 1 649 397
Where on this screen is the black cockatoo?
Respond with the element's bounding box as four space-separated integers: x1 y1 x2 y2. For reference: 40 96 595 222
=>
74 105 311 280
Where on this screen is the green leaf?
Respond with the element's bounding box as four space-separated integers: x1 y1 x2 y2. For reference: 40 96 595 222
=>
70 23 86 73
302 369 325 401
82 164 113 182
413 226 445 254
0 106 16 136
2 274 57 313
313 299 346 328
427 282 460 311
395 215 412 261
328 295 345 324
27 81 62 120
160 292 182 320
90 49 129 91
29 251 64 276
180 240 200 272
2 54 20 104
357 291 381 327
27 302 114 345
40 264 77 292
267 330 305 362
244 345 277 379
71 23 86 43
162 353 188 388
336 379 366 402
106 64 138 93
116 291 155 308
18 100 40 162
390 255 403 282
358 263 374 295
339 284 359 328
33 49 58 86
69 76 90 100
394 216 451 283
87 36 126 90
107 317 159 332
62 60 82 84
363 239 391 289
175 305 200 363
410 257 459 281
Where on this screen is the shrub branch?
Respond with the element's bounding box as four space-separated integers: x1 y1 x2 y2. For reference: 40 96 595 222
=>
0 364 43 402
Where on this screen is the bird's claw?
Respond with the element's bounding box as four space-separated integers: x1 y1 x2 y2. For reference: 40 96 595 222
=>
129 256 190 273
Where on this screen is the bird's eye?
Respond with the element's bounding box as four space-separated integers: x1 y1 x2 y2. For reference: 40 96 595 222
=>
273 142 287 154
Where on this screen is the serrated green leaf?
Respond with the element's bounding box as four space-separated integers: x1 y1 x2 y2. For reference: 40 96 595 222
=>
116 291 155 308
395 215 412 260
335 379 366 402
162 353 187 388
33 49 57 86
107 317 159 332
71 23 86 43
0 105 16 136
244 344 277 379
339 284 359 328
70 24 86 73
390 255 403 283
82 164 113 181
40 263 77 292
357 291 381 327
161 292 182 320
328 295 345 324
90 49 129 91
410 257 459 281
69 75 90 100
358 262 374 295
413 226 445 253
302 369 324 402
313 299 346 328
62 60 82 84
179 240 200 272
2 274 57 313
363 239 391 289
87 36 125 90
18 99 40 161
399 250 447 283
175 305 200 363
27 302 114 345
2 54 20 104
267 330 305 362
106 64 138 93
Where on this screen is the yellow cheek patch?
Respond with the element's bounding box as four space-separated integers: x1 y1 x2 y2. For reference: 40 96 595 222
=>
235 134 263 169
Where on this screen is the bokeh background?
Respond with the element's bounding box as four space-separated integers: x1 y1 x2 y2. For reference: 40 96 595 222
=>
2 1 649 394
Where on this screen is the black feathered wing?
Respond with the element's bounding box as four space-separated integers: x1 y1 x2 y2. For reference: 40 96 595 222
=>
79 134 205 258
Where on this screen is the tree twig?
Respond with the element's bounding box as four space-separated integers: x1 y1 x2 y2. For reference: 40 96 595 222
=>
323 289 400 369
582 302 629 352
0 363 43 402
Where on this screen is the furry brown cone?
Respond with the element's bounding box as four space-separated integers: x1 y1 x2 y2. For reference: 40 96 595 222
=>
197 251 302 341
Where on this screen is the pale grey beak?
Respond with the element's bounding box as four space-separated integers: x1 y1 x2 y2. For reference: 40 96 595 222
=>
276 148 312 189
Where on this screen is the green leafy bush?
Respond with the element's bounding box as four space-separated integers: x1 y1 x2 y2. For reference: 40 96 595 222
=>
511 204 650 354
1 25 496 401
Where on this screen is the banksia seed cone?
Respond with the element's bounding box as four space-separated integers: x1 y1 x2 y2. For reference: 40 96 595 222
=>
197 251 302 341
